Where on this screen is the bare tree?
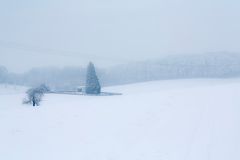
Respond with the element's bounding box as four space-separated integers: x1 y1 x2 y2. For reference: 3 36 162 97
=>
23 84 49 106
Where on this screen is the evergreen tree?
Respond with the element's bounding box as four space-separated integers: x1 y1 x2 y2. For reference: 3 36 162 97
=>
85 62 101 94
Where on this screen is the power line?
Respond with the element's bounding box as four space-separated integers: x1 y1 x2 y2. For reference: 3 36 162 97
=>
0 40 127 61
0 40 93 58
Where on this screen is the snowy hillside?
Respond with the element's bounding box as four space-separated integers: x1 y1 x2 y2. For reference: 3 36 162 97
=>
0 79 240 160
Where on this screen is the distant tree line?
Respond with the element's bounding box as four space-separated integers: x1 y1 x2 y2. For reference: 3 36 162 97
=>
1 52 240 90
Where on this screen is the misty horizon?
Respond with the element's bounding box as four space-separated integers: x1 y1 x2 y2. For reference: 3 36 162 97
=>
1 51 240 73
1 0 240 72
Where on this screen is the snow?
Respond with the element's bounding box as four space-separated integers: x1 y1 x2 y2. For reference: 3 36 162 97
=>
0 79 240 160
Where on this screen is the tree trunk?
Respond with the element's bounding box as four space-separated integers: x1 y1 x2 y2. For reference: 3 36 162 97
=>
33 100 36 106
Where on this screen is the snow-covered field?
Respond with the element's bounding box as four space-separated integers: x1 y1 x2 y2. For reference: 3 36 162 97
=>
0 79 240 160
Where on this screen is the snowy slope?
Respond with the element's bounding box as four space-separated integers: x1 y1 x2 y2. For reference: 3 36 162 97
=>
0 79 240 160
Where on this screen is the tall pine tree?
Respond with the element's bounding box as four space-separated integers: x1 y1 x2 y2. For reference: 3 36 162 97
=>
85 62 101 94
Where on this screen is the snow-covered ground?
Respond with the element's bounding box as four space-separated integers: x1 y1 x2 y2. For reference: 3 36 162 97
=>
0 79 240 160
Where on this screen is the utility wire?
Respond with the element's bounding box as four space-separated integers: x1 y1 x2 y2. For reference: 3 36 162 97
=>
0 40 127 61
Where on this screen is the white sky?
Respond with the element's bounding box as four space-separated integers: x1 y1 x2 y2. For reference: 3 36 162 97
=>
0 0 240 72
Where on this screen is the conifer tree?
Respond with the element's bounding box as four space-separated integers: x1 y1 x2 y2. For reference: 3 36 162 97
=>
85 62 101 94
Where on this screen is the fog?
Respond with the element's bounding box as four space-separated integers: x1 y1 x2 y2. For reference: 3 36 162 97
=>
0 0 240 72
